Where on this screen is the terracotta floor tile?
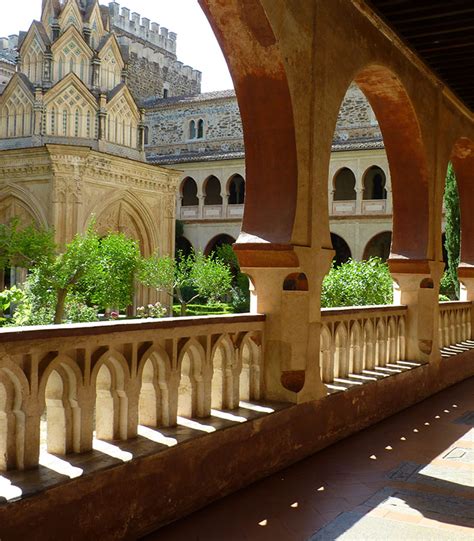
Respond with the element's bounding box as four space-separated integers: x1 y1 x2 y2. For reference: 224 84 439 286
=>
145 377 474 540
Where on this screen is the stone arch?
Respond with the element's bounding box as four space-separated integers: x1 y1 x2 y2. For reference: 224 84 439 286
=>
239 333 261 401
283 272 308 291
450 138 474 271
320 325 333 383
375 319 387 367
353 64 430 261
203 175 223 206
330 233 352 267
91 350 130 441
334 323 349 378
204 234 236 257
175 236 194 259
137 345 174 428
91 192 156 256
177 339 208 419
387 317 398 363
227 174 246 205
363 166 387 200
333 167 356 201
199 0 297 251
0 186 47 228
181 177 199 206
363 231 392 262
38 354 83 455
0 361 30 471
349 321 363 374
211 334 236 410
363 320 375 370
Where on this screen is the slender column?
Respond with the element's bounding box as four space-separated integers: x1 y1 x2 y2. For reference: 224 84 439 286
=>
33 87 44 136
458 272 474 339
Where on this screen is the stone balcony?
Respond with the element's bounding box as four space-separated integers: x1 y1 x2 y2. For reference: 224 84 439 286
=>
179 203 244 221
1 302 473 539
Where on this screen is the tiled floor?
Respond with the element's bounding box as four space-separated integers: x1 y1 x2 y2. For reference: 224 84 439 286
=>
146 377 474 540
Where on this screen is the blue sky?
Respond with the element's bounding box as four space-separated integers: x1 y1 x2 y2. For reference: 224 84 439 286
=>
0 0 233 92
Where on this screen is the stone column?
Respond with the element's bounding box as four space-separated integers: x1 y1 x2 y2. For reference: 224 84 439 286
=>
390 260 445 363
241 247 333 404
91 56 101 92
222 189 229 219
98 94 107 141
355 186 363 214
197 194 205 219
33 87 44 136
458 268 474 339
43 49 53 87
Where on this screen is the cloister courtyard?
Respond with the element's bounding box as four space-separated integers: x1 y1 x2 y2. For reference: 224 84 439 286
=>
0 0 473 540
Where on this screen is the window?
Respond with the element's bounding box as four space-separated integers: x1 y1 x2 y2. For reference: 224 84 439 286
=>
188 118 205 140
197 119 204 139
189 120 196 140
163 88 169 98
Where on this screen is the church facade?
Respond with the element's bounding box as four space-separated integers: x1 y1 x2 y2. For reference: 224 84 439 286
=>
0 0 184 307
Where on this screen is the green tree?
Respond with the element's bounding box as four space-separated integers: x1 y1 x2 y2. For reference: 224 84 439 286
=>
139 251 232 316
321 257 393 308
442 163 460 299
0 218 55 290
215 243 250 312
11 227 142 326
83 233 141 312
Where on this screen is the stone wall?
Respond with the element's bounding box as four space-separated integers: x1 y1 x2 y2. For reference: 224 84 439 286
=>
109 2 201 101
145 91 244 161
145 85 382 164
126 54 201 103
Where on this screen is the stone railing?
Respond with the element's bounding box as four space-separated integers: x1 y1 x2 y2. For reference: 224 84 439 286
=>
179 204 244 221
438 301 472 348
362 199 387 214
320 305 407 383
332 200 356 215
0 314 264 472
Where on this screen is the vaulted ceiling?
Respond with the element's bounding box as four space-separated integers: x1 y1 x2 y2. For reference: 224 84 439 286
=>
368 0 474 112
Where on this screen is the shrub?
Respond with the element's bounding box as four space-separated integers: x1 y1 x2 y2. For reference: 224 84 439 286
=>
322 257 393 308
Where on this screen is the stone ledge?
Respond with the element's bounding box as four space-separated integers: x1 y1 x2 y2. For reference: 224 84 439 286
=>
0 352 473 540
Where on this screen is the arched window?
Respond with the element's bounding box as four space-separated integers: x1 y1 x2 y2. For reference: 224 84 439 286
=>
204 176 222 205
228 174 245 204
363 231 392 262
181 177 199 206
204 234 236 256
363 166 387 200
189 120 196 139
331 233 352 267
333 168 356 200
197 119 204 139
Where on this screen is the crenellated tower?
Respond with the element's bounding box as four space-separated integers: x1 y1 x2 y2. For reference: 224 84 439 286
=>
0 0 146 160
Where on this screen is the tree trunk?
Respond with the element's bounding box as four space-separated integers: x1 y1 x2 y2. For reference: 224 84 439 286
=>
180 302 187 317
54 289 67 324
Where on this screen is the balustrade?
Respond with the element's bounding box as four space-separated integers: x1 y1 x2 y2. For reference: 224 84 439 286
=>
0 315 264 472
438 301 472 348
320 305 407 384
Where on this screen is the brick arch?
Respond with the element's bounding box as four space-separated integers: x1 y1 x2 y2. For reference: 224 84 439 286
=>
353 64 430 262
199 0 297 258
